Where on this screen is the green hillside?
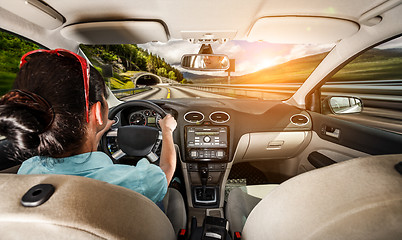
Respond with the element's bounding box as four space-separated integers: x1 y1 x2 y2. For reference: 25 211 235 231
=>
232 52 329 84
0 31 40 95
331 48 402 81
0 31 184 95
191 48 402 84
80 44 184 88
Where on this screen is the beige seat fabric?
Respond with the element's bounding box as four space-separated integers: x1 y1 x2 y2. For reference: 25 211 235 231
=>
163 187 187 236
242 154 402 240
0 174 176 240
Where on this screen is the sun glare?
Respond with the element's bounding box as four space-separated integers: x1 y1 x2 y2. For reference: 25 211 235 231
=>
255 58 278 72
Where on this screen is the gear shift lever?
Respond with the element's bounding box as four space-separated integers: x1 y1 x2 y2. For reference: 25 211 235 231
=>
199 165 208 198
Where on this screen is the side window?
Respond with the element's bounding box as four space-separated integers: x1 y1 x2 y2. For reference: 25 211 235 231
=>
0 31 39 95
321 35 402 134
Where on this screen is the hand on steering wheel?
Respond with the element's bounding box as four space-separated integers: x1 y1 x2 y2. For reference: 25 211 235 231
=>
101 100 168 164
158 114 177 134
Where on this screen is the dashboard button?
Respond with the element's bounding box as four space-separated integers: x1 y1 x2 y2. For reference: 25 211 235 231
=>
190 150 198 158
217 150 224 158
203 136 211 143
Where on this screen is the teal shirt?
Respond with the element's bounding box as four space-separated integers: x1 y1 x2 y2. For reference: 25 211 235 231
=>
17 152 168 203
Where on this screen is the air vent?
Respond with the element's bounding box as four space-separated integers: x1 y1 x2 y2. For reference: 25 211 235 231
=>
209 111 230 123
290 114 309 126
184 111 204 123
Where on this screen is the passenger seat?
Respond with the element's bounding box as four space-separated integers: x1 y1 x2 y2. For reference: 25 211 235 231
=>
226 154 402 240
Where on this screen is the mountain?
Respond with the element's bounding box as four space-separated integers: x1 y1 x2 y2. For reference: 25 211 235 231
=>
187 52 328 84
187 48 402 84
183 72 212 80
183 72 229 84
232 52 328 84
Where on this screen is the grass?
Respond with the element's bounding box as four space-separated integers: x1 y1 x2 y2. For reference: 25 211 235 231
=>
0 71 16 95
233 52 329 84
331 55 402 81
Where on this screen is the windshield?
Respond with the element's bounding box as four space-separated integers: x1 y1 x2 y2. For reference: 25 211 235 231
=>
80 41 333 101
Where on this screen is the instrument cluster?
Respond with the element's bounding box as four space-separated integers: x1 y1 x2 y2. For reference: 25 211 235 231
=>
128 109 161 129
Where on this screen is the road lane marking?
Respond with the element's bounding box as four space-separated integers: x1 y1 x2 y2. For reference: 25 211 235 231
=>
167 88 171 99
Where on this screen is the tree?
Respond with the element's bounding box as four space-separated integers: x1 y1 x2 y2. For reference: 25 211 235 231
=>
146 55 157 73
79 43 184 83
157 67 168 78
136 52 147 70
168 70 177 80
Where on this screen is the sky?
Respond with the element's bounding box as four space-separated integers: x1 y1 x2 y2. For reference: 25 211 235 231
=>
138 35 402 77
139 40 334 77
376 36 402 50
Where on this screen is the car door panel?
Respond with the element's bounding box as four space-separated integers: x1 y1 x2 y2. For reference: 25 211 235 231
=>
297 111 402 173
297 131 370 173
309 111 402 155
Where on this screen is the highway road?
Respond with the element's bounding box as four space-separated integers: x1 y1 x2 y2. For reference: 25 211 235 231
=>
124 86 234 100
122 85 402 134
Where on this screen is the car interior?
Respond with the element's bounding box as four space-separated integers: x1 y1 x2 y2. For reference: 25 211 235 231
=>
0 0 402 239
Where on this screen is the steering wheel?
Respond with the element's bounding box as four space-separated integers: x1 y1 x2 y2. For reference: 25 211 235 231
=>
101 100 167 164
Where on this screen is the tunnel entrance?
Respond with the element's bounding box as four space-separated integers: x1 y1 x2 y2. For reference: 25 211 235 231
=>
134 73 162 87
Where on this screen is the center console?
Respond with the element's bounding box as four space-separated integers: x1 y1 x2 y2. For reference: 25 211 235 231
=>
184 126 230 208
185 126 229 162
186 216 231 240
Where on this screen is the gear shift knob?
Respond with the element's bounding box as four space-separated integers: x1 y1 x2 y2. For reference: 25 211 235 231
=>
200 166 208 186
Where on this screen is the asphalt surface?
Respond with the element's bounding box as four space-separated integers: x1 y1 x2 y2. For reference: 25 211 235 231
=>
124 86 234 100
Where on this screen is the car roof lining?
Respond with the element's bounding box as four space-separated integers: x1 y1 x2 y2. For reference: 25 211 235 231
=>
1 0 395 44
1 0 402 108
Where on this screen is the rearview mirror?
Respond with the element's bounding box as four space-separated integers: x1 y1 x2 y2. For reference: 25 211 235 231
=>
323 96 363 114
181 54 230 71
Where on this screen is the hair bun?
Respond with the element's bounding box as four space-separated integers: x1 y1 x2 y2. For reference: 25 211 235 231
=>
0 89 55 133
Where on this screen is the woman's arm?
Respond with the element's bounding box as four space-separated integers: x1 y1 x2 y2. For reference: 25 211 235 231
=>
158 114 177 185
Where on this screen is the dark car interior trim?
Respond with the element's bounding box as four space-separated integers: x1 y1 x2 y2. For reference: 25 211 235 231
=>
309 111 402 155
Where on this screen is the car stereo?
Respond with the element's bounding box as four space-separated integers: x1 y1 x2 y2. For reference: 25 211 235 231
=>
185 126 229 162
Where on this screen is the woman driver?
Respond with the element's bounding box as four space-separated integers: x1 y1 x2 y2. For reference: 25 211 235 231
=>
0 49 177 203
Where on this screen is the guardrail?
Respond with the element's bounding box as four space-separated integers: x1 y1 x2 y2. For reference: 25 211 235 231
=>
176 81 402 103
111 87 151 99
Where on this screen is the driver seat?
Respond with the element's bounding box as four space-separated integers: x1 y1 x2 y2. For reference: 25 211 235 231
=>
0 174 176 240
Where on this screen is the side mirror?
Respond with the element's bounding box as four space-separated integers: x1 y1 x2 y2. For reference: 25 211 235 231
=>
323 96 363 114
181 54 230 71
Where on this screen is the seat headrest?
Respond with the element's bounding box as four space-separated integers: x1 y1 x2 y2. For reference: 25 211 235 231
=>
243 154 402 240
0 174 175 239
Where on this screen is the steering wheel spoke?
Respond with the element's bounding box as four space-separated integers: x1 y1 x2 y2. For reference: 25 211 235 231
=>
106 128 118 137
146 152 159 162
112 149 126 160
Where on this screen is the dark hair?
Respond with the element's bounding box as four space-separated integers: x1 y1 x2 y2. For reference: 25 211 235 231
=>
0 52 108 160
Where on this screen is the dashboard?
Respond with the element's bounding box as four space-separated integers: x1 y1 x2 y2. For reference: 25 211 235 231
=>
107 98 313 208
109 98 312 165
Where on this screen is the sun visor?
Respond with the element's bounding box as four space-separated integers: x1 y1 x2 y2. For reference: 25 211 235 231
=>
60 20 169 44
1 0 64 29
248 16 359 44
